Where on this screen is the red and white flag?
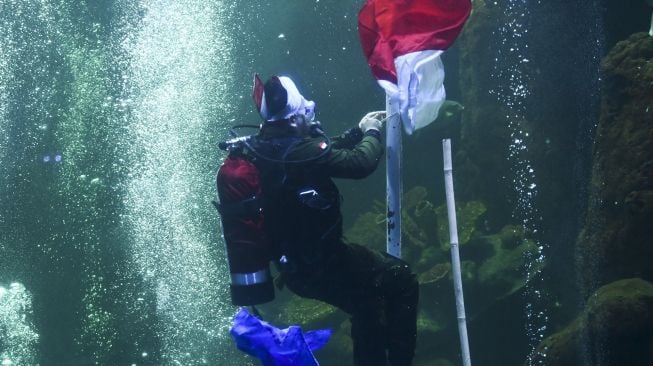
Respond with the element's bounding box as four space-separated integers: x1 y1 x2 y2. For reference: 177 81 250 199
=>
358 0 471 134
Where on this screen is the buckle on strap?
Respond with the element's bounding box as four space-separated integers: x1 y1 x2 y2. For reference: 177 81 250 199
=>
231 269 270 286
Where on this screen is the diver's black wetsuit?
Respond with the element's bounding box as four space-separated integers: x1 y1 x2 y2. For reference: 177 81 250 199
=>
237 120 419 366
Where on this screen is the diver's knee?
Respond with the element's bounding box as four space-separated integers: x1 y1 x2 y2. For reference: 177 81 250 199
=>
383 263 418 296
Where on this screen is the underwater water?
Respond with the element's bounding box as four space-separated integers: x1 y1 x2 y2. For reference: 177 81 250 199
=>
1 0 652 366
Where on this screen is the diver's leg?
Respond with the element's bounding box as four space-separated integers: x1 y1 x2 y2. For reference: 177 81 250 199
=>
283 242 392 365
345 247 418 366
350 307 389 366
338 244 391 366
382 260 419 366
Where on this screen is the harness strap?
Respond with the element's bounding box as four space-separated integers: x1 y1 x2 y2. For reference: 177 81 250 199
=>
214 195 263 217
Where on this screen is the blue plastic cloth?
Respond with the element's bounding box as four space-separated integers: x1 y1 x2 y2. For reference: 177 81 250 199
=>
230 307 332 366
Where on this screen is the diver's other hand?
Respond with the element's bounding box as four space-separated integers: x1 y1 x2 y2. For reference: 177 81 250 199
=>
358 111 385 133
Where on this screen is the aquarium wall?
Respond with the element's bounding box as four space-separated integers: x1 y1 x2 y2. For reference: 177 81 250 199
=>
0 0 651 366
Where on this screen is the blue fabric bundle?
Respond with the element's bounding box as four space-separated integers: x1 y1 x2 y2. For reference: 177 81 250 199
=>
230 307 332 366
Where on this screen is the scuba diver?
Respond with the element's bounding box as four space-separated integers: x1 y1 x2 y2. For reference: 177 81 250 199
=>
216 75 419 366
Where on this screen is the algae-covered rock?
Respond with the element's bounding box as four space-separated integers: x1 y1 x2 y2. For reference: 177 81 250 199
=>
435 201 487 249
417 307 445 335
584 278 653 341
404 186 429 210
344 187 445 258
418 263 451 285
344 210 385 250
415 246 442 273
496 224 525 250
454 224 545 312
534 278 653 366
477 235 541 299
413 199 441 248
264 294 342 330
576 33 653 297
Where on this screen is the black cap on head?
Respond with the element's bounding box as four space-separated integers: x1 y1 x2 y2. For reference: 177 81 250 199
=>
263 77 288 119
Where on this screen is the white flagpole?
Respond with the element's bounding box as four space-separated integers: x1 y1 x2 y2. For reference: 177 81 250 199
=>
442 139 472 366
386 95 402 258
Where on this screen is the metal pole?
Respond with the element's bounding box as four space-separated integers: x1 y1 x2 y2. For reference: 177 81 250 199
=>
442 138 472 366
386 95 402 258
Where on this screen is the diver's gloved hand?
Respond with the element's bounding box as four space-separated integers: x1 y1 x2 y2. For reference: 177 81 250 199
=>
337 127 364 148
358 111 386 133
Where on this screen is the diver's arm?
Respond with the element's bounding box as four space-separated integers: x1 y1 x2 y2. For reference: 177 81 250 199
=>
322 131 383 179
330 127 364 149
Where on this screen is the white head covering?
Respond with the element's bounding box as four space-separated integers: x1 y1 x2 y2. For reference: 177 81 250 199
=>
259 76 315 122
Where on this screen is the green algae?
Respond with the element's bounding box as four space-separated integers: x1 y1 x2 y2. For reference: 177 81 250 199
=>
435 200 487 250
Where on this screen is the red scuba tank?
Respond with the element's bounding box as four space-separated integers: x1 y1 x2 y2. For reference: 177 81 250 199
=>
216 155 274 305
